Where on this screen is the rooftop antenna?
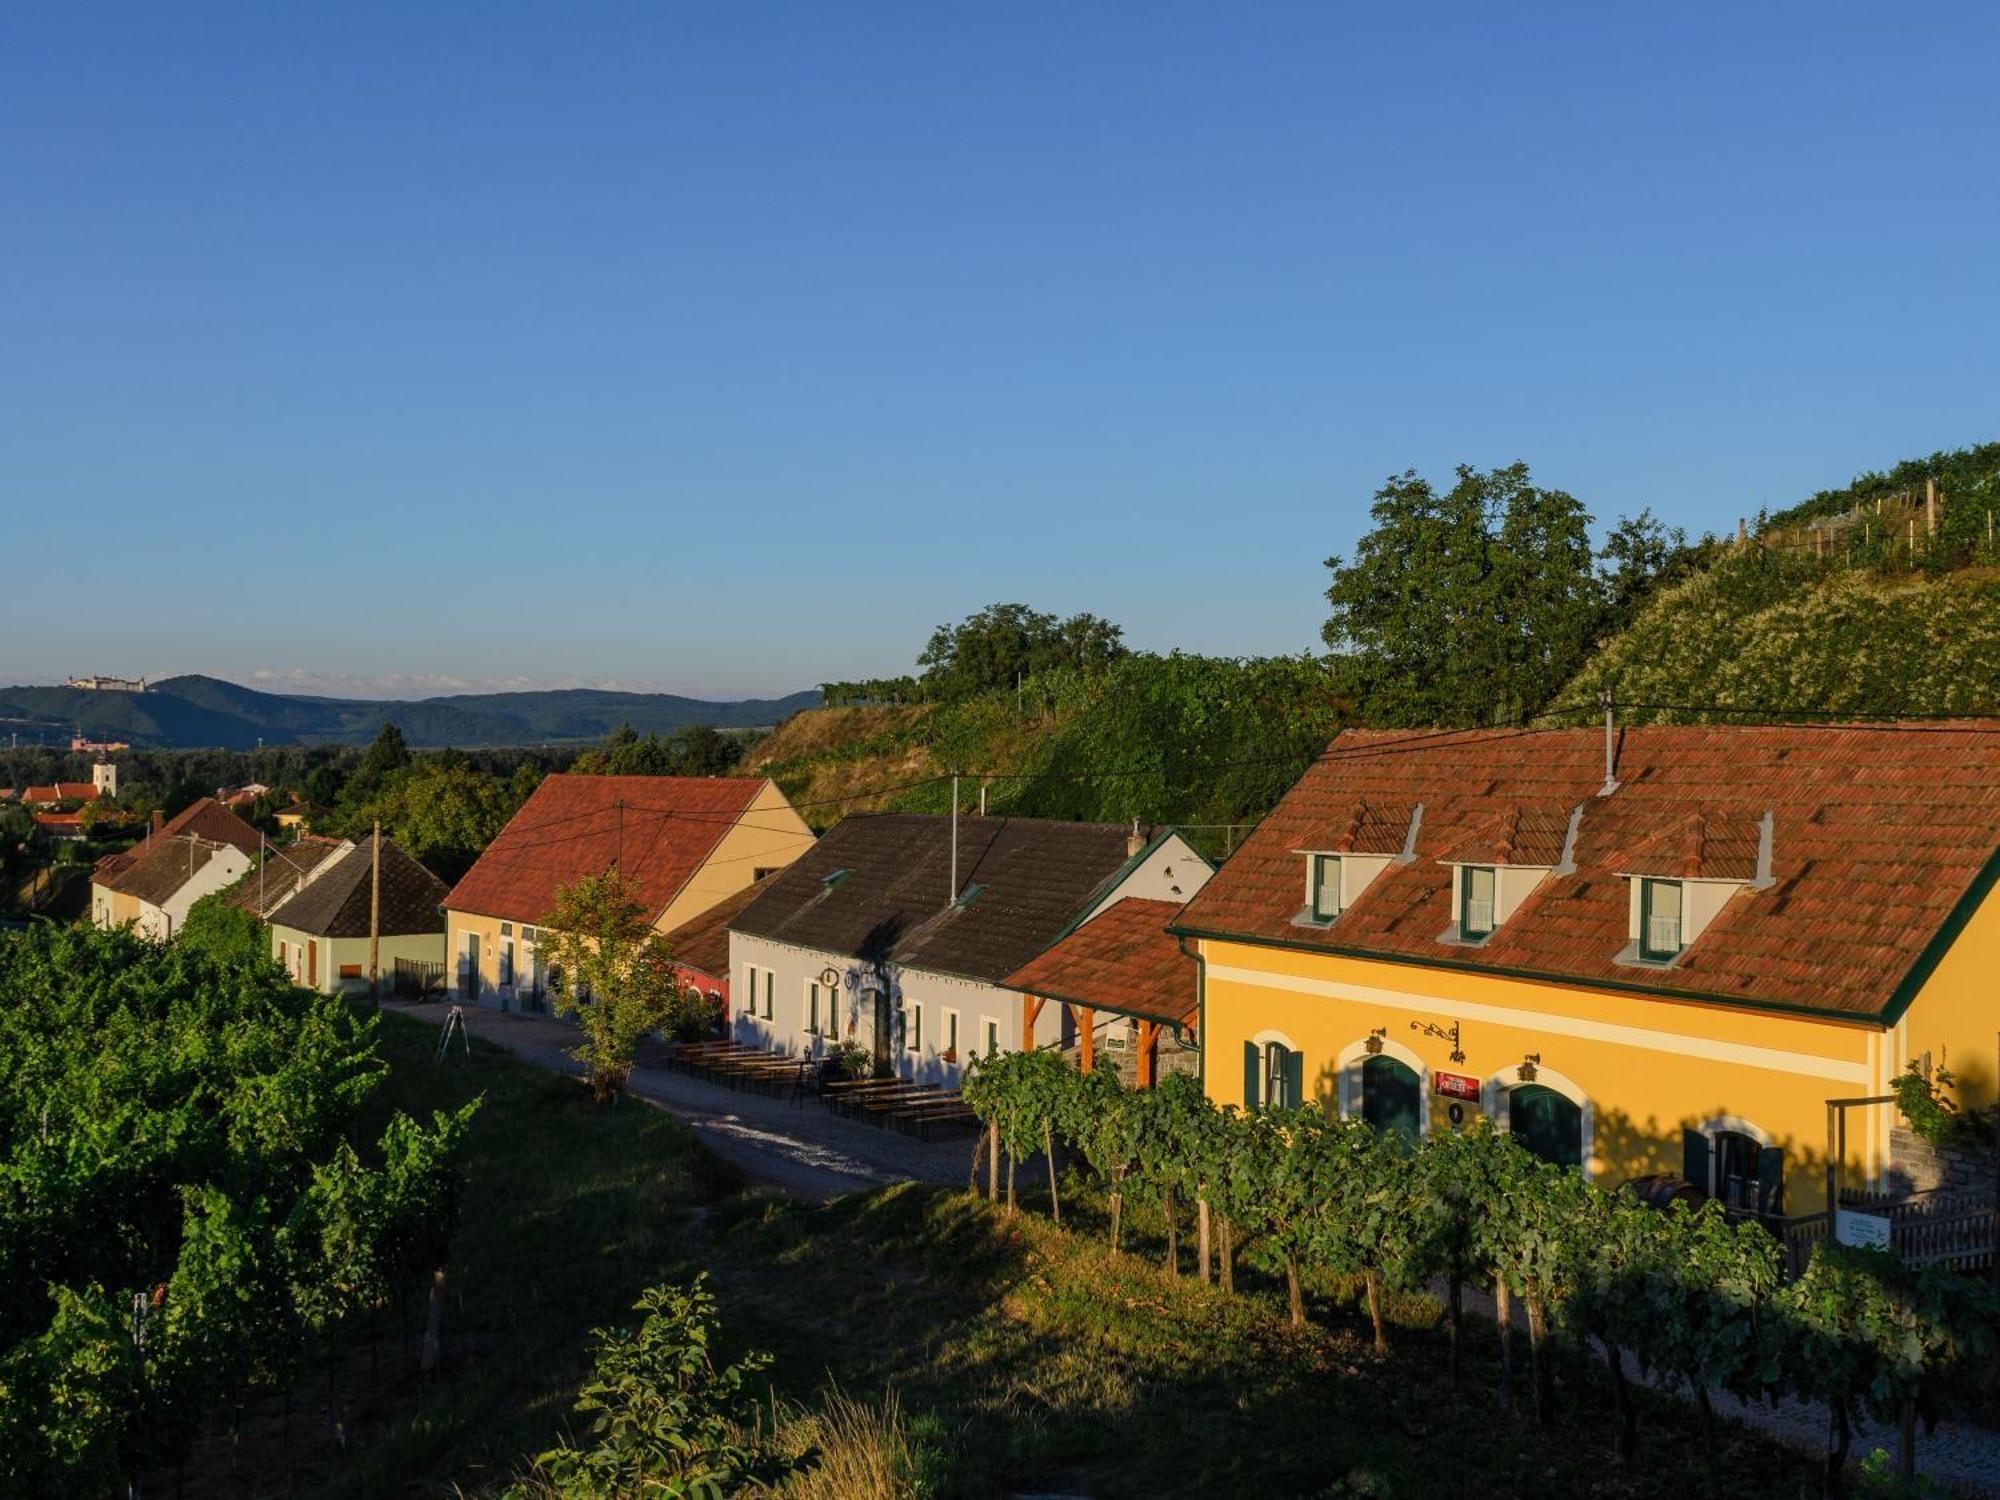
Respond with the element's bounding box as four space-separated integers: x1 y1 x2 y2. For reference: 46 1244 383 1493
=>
1599 687 1621 797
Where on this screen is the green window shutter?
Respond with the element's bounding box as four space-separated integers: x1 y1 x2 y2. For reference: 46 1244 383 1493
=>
1757 1146 1785 1215
1243 1040 1260 1108
1284 1048 1304 1110
1682 1127 1712 1190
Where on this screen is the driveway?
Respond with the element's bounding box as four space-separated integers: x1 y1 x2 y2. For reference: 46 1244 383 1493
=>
383 1001 978 1199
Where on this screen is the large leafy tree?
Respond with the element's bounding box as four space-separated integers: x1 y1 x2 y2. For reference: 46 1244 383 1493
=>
1322 464 1679 726
918 602 1126 703
537 869 681 1105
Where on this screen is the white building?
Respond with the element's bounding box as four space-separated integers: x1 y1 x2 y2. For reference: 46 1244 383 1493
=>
727 813 1211 1085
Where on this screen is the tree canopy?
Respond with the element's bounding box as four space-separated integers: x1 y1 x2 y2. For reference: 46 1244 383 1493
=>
916 603 1127 703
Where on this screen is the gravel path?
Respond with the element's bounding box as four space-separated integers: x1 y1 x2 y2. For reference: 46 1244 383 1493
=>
384 1001 973 1199
385 1001 2000 1493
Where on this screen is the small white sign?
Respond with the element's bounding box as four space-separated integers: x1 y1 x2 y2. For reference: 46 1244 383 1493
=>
1834 1209 1894 1251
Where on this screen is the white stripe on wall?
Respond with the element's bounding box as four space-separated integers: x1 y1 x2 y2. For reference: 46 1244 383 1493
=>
1205 962 1872 1086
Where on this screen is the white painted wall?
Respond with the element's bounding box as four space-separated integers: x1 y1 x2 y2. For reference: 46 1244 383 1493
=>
141 846 252 942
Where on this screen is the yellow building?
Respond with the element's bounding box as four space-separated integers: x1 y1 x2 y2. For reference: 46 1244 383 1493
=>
441 774 814 1009
1171 724 2000 1217
265 837 448 994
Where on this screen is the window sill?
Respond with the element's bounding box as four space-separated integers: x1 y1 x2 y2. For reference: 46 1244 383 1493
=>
1611 941 1683 970
1435 924 1493 948
1289 907 1340 931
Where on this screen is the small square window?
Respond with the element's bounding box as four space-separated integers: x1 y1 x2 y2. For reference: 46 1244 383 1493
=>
1641 878 1684 961
1461 866 1497 938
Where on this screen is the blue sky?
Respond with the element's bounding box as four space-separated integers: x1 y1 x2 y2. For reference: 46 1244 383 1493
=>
5 3 1996 698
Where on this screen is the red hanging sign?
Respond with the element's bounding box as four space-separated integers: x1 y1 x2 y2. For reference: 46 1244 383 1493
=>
1433 1071 1482 1101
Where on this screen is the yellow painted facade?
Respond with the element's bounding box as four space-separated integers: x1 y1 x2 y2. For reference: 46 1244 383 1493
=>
271 925 445 994
1198 873 2000 1216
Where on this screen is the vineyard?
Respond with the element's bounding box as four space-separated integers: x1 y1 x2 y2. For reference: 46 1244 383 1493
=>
962 1051 2000 1495
0 925 476 1496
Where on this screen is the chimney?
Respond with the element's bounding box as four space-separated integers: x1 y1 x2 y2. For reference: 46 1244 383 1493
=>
151 809 164 836
1127 819 1146 859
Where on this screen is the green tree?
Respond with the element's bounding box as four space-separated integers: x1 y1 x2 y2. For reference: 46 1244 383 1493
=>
526 1276 810 1498
537 869 681 1105
355 759 529 881
176 890 269 966
918 603 1126 702
1322 463 1605 726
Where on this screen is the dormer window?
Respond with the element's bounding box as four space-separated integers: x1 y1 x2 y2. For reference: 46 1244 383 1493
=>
1460 866 1497 940
1310 855 1342 922
1640 878 1684 961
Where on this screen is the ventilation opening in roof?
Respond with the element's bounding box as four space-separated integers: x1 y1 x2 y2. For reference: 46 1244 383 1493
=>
953 883 984 908
822 868 852 888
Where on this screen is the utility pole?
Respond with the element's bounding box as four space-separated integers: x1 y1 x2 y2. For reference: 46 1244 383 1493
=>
368 820 382 1004
259 832 266 917
949 772 960 902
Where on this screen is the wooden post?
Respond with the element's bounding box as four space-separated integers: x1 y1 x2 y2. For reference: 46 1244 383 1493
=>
1135 1021 1159 1088
1021 994 1044 1052
368 821 382 1002
1926 477 1938 536
1044 1117 1060 1226
1076 1005 1094 1075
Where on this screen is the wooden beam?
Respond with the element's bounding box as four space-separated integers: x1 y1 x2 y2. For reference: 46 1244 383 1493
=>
1136 1020 1160 1088
1073 1005 1095 1074
1022 994 1045 1051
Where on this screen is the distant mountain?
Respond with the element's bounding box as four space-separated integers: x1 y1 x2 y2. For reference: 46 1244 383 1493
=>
0 674 821 750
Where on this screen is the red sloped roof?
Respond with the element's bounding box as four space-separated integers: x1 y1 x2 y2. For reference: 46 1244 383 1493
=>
1173 723 2000 1020
25 782 99 804
443 774 770 926
1005 897 1197 1034
157 797 264 858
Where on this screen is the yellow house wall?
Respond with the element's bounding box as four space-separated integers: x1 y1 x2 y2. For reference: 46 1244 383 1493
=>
271 924 445 994
1199 936 1883 1214
653 781 814 936
1896 873 2000 1114
443 909 522 1005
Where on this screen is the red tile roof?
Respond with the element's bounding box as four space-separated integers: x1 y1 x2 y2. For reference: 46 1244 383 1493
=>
1005 898 1197 1034
25 782 99 805
443 774 771 926
1172 724 2000 1020
92 797 265 884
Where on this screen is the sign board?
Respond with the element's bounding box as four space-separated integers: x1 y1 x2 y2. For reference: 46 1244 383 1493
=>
1834 1209 1894 1251
1433 1071 1482 1102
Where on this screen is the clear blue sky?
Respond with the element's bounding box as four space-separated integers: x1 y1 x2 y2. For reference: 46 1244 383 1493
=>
5 3 1996 698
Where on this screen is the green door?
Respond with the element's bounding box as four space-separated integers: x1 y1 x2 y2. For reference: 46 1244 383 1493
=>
1509 1084 1583 1170
1361 1055 1422 1141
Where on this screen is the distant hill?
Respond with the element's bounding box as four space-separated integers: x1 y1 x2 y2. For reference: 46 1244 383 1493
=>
0 675 820 750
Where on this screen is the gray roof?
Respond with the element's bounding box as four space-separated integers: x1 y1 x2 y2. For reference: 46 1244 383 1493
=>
266 837 447 939
223 837 349 918
729 813 1146 984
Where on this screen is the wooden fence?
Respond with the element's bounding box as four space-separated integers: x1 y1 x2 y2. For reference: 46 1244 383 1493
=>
392 957 447 999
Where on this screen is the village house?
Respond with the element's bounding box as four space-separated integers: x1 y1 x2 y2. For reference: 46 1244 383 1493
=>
266 837 448 993
91 796 264 931
728 814 1208 1086
89 834 252 940
221 835 349 920
661 875 774 1023
441 774 814 1008
24 781 100 807
1170 723 2000 1218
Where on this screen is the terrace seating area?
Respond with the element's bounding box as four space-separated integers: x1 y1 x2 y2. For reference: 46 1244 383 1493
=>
664 1039 979 1141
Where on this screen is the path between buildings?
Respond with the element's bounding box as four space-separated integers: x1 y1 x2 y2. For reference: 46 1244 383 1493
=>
383 1000 975 1199
383 1001 2000 1494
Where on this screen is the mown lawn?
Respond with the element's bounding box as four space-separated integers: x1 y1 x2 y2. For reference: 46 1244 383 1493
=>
302 1011 1819 1499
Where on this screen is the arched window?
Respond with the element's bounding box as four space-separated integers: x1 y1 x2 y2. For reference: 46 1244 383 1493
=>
1245 1033 1303 1109
1687 1117 1782 1215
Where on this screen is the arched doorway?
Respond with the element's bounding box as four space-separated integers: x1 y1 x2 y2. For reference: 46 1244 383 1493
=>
1361 1054 1423 1141
1485 1064 1592 1177
1509 1084 1583 1170
1335 1036 1429 1140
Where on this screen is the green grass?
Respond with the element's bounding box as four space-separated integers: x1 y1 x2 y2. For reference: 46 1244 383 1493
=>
293 1011 1818 1499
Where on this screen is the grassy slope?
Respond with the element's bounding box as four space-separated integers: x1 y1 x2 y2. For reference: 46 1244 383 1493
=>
306 1013 1813 1500
1561 554 2000 720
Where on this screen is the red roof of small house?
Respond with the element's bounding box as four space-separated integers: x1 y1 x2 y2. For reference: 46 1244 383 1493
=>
442 774 772 927
1004 898 1198 1035
33 811 85 830
25 782 99 805
1172 723 2000 1021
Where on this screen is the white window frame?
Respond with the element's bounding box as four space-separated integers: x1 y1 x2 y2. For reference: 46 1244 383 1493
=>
1334 1035 1431 1138
907 1001 923 1054
1482 1063 1593 1182
982 1016 1000 1060
942 1007 959 1060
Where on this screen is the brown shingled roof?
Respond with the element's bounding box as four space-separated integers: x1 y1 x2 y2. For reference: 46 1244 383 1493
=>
97 834 236 906
1172 723 2000 1020
223 836 349 918
443 774 771 926
267 838 447 939
731 813 1148 984
1005 898 1197 1034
